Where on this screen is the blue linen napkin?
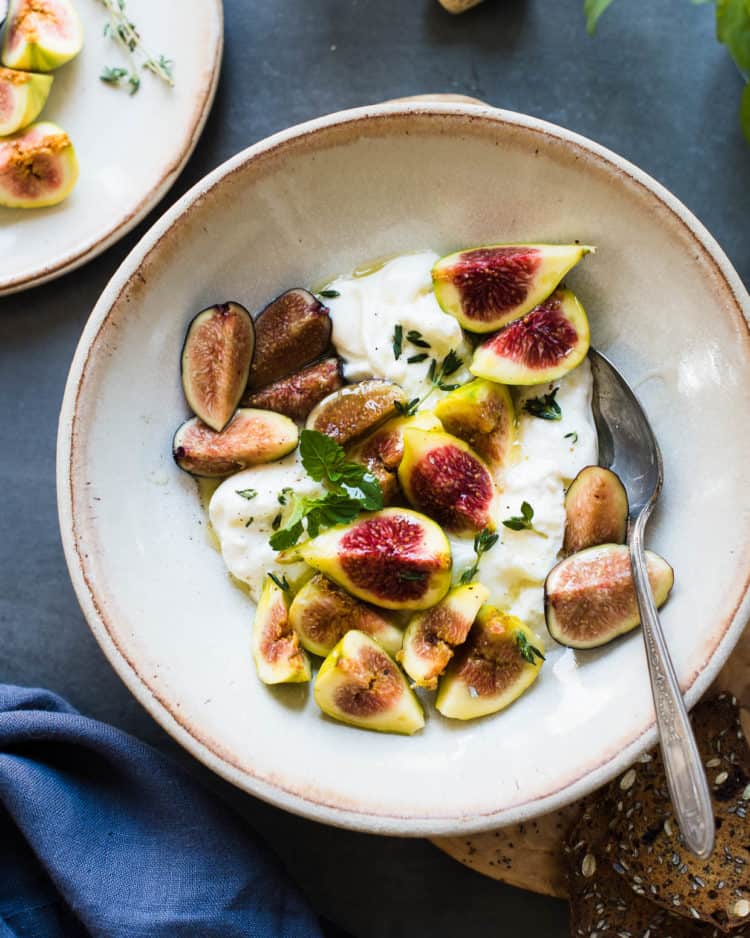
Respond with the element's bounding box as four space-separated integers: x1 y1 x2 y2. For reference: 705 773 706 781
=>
0 685 326 938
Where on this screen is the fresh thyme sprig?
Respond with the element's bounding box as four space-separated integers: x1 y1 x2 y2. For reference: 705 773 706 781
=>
502 501 548 538
523 387 561 421
268 572 290 592
392 324 403 360
516 630 545 665
98 0 175 95
459 528 499 584
393 348 465 417
564 431 578 444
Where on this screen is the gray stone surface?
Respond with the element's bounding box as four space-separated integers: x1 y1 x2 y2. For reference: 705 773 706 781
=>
1 1 748 935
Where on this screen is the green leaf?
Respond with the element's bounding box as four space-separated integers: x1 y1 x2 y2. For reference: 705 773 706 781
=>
267 572 290 592
393 324 403 360
406 330 430 349
268 521 304 551
716 0 750 73
584 0 617 34
407 353 429 364
299 429 346 482
502 518 527 532
742 81 750 143
516 630 545 665
318 289 340 299
235 488 257 500
521 501 534 522
523 388 562 421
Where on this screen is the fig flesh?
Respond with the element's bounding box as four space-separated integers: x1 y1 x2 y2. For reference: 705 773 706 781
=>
181 302 255 432
252 575 311 684
398 427 499 534
0 120 78 208
433 379 514 476
470 289 590 386
306 379 407 446
246 289 332 390
545 544 674 649
288 573 403 657
2 0 83 72
398 582 488 690
563 465 628 555
299 507 452 611
432 243 592 333
173 408 298 477
314 630 424 735
0 67 53 135
242 357 343 422
436 606 544 720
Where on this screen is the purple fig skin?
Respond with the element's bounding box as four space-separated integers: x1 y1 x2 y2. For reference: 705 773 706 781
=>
242 358 343 421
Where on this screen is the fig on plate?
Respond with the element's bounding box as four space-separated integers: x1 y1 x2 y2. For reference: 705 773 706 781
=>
181 302 255 432
289 573 403 657
544 543 674 649
2 0 83 71
251 575 311 684
436 606 544 720
432 243 592 333
306 379 407 446
433 379 514 475
314 630 424 734
470 289 590 386
0 67 53 135
398 582 488 689
242 358 343 422
0 121 77 208
563 465 628 555
398 427 498 533
173 408 298 477
299 507 452 611
246 289 332 390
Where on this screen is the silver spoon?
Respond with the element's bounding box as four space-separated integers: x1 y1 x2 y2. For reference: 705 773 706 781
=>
589 348 714 859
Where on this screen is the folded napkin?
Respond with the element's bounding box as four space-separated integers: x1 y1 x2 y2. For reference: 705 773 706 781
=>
0 685 326 938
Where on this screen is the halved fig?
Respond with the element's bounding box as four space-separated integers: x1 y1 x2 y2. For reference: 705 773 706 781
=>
299 507 452 611
436 606 544 720
398 427 498 533
2 0 83 72
545 544 674 649
289 573 403 657
398 582 488 690
246 289 332 390
242 358 343 422
306 379 407 446
0 121 78 208
251 575 311 684
433 379 514 475
470 289 590 386
181 303 255 432
0 67 53 135
432 243 593 333
173 409 298 477
314 630 424 734
563 466 628 555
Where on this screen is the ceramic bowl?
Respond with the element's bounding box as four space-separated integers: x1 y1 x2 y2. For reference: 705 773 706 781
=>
58 103 750 835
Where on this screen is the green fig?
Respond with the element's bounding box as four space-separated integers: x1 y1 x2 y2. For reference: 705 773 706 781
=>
432 379 514 475
0 121 78 208
2 0 84 72
0 67 53 135
251 575 311 684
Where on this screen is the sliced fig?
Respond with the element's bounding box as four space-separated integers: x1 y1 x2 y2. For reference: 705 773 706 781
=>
398 582 488 690
0 121 78 208
299 507 452 611
2 0 83 72
0 67 53 136
433 379 514 475
398 427 498 534
470 289 590 386
563 466 628 555
241 358 343 422
314 630 425 735
306 379 408 446
432 243 592 333
246 289 332 390
251 575 311 684
436 606 544 720
544 544 674 649
173 409 298 477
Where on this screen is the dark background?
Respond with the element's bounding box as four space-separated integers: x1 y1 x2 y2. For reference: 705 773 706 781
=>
2 1 748 935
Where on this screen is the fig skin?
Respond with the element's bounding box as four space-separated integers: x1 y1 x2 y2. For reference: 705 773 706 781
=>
242 358 343 422
2 0 84 72
289 574 403 657
0 67 53 136
246 289 332 390
398 427 499 534
563 465 628 555
432 243 593 333
470 289 590 386
0 120 78 208
436 606 544 720
545 543 674 649
252 576 311 684
172 408 298 477
433 379 514 476
299 507 453 611
306 379 408 446
314 630 425 735
398 582 488 690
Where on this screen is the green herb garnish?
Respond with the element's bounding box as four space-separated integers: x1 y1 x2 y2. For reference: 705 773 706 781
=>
523 388 562 421
268 572 290 592
392 324 403 360
277 487 294 505
236 488 258 500
502 501 548 538
406 330 431 349
98 0 175 95
564 431 579 444
318 289 340 299
407 353 429 364
100 66 129 84
460 528 500 584
271 513 282 530
245 517 254 528
394 397 421 418
516 630 546 665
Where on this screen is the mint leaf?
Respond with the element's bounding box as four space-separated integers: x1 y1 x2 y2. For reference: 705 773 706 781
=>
584 0 617 34
716 0 750 74
299 429 346 482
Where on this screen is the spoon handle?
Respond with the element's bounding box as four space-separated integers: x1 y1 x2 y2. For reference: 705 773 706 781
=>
629 511 715 858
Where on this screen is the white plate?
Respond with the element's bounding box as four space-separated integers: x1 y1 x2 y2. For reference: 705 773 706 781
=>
0 0 222 296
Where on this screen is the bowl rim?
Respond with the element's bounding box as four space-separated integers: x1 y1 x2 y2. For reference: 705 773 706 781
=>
57 101 750 836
